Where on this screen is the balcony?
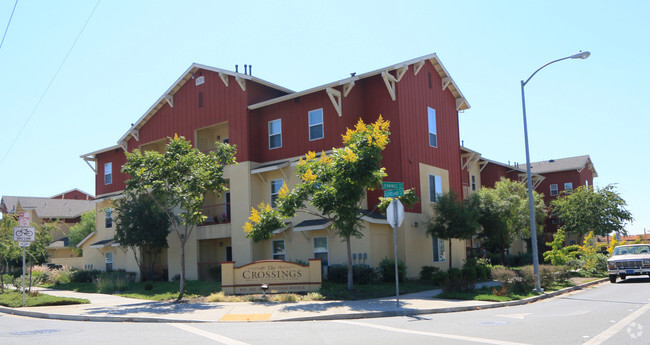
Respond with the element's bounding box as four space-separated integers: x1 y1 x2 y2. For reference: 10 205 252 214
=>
196 122 229 154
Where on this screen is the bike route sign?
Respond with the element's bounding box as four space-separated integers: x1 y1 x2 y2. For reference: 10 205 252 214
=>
13 227 35 242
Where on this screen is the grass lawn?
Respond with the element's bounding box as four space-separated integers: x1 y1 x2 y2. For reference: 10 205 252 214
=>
41 279 436 302
42 280 221 301
0 291 89 308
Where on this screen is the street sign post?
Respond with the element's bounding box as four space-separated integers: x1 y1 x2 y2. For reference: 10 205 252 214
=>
386 198 404 307
15 211 33 307
382 181 404 198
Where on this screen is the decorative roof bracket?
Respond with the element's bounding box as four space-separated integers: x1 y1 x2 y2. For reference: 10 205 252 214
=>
218 72 229 87
131 129 139 142
343 81 355 97
236 76 246 91
381 71 397 101
413 60 425 75
442 77 451 91
456 98 468 111
164 95 174 108
326 87 343 117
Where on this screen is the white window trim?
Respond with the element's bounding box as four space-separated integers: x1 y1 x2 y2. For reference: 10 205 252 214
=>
272 239 285 260
550 184 558 196
429 174 442 202
471 175 476 191
105 208 113 228
428 107 438 148
564 182 573 191
432 237 445 263
313 236 329 264
308 108 324 141
105 252 113 264
270 179 283 207
268 119 282 149
104 162 112 185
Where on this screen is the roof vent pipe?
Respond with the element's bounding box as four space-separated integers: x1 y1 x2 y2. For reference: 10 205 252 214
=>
235 65 238 73
244 64 248 75
249 65 252 76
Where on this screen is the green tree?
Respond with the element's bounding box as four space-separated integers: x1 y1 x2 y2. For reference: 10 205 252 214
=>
115 191 171 281
244 116 416 290
476 177 546 264
122 135 236 301
68 210 96 256
543 228 579 266
551 185 633 242
0 215 20 293
425 191 480 269
25 220 56 291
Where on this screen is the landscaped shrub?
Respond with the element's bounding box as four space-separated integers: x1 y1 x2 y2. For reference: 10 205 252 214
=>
49 267 72 285
71 269 102 283
353 265 377 285
325 264 378 285
326 265 348 283
432 271 449 286
463 257 492 281
378 258 406 283
95 270 136 293
446 267 462 281
461 266 477 283
419 266 440 283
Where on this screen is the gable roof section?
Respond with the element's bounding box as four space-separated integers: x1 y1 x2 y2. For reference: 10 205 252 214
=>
0 196 95 219
249 53 470 111
529 155 598 177
117 64 294 149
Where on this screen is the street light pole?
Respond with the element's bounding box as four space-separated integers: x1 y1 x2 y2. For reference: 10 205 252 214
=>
520 51 590 293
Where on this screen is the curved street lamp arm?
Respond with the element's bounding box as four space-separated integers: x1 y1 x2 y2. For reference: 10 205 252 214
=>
522 51 591 86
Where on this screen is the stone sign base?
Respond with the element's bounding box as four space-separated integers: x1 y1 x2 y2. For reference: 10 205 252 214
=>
221 259 322 295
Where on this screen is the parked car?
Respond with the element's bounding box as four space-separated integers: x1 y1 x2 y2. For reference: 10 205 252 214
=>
607 244 650 283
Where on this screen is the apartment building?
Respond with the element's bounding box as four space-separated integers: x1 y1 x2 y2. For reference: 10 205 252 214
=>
79 53 470 280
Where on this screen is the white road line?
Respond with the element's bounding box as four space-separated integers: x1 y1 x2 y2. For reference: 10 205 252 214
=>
333 320 532 345
584 302 650 345
169 323 251 345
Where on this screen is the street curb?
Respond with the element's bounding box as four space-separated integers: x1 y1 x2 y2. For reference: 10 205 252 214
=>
0 278 608 323
278 278 609 322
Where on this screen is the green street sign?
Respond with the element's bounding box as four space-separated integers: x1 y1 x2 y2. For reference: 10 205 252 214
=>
384 189 404 198
382 182 403 190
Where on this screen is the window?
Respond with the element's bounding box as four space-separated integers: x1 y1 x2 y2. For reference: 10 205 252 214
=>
105 208 113 228
104 162 112 185
585 180 589 188
429 174 442 202
269 119 282 149
272 240 285 260
471 175 476 191
432 237 445 262
427 107 437 147
314 237 329 266
270 179 283 207
550 184 558 196
564 182 573 192
105 252 113 271
308 108 324 140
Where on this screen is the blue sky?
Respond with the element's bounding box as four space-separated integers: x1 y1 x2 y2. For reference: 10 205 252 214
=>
1 1 648 234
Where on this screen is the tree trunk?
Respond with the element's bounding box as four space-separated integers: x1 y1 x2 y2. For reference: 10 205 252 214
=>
28 263 32 293
448 239 453 270
176 237 186 302
0 265 4 293
500 234 506 265
346 235 353 290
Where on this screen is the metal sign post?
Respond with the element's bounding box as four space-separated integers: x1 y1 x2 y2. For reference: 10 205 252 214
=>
15 213 34 307
386 198 404 308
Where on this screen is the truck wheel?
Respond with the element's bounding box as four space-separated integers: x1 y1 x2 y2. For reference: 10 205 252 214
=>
620 274 626 280
609 275 617 283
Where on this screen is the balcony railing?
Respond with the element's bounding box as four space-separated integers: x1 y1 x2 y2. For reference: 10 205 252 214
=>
200 202 231 226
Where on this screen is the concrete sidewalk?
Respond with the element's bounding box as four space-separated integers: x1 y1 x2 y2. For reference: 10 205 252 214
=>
0 279 607 323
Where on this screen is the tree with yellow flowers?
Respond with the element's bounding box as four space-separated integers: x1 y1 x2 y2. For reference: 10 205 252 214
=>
244 116 414 290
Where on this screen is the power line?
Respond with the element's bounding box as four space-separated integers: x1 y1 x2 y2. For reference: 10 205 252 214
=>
0 0 18 50
0 0 101 168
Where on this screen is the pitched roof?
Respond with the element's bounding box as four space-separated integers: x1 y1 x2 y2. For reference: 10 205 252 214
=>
249 53 469 111
117 64 293 148
0 196 95 219
529 155 597 177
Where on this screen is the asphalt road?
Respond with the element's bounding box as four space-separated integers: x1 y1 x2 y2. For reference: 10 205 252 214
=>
1 277 649 345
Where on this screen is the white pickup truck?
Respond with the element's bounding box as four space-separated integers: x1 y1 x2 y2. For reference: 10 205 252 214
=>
607 244 650 283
